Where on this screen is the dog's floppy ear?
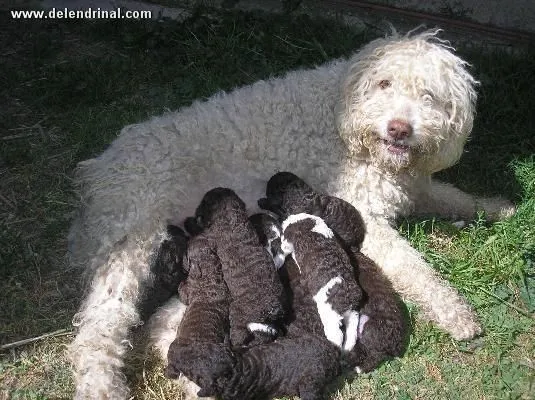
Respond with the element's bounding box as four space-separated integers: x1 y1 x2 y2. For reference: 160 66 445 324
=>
257 197 272 210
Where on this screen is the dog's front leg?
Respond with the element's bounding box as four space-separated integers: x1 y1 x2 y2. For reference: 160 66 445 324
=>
68 232 158 400
361 218 482 340
415 179 515 222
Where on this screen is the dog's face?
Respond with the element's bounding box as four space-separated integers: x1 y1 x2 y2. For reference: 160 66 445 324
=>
193 187 247 229
337 29 477 174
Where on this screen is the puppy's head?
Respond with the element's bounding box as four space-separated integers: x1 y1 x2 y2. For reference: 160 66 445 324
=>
193 187 247 230
337 28 478 175
259 172 321 217
153 225 189 286
166 342 236 397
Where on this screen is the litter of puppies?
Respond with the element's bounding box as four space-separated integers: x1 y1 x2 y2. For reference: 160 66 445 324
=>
158 172 409 400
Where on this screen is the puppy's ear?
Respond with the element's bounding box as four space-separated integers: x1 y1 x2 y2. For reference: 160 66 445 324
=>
258 197 286 218
184 217 203 236
257 197 271 210
167 224 187 238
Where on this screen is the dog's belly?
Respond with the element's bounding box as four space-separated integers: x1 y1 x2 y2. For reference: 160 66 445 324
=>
165 169 270 227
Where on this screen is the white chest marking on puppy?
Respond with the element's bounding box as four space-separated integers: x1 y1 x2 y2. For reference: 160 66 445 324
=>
266 225 286 269
358 314 369 336
342 310 360 351
281 213 334 239
280 235 301 272
247 322 278 336
313 276 344 347
270 224 281 238
273 253 286 269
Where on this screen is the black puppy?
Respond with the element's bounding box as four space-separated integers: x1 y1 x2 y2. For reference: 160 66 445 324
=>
165 233 231 396
185 188 285 348
344 252 409 373
140 225 188 320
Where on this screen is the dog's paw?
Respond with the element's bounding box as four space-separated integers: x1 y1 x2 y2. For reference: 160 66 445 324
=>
447 314 483 341
477 196 516 222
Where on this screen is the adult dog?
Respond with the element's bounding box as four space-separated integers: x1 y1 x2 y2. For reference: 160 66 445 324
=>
67 29 514 399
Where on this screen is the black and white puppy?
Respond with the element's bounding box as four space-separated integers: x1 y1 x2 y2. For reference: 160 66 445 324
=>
259 171 366 252
261 172 409 372
280 213 363 348
185 187 285 348
140 225 189 320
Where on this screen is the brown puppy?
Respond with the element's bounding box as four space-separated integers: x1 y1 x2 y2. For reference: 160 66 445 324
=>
186 187 285 348
165 233 231 396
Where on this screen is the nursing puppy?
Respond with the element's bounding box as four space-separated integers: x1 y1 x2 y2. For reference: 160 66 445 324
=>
215 334 342 400
280 213 363 347
260 177 408 371
186 188 285 347
344 252 409 373
259 171 366 252
139 225 189 320
165 233 231 395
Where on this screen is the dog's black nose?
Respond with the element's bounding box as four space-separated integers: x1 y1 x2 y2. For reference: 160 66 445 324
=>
387 119 413 140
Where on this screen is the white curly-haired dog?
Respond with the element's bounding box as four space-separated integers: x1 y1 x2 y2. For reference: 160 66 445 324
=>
67 28 514 399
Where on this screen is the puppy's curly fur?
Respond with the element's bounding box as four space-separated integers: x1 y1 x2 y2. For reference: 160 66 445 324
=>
187 188 285 348
216 335 341 400
259 177 408 372
280 214 363 348
346 252 409 373
164 234 230 396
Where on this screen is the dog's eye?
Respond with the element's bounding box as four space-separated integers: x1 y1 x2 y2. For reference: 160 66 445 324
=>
378 80 391 89
422 92 434 102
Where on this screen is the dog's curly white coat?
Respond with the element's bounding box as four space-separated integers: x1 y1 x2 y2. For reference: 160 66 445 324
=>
67 29 514 399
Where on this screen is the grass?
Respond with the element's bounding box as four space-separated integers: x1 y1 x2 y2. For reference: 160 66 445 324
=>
1 4 534 399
